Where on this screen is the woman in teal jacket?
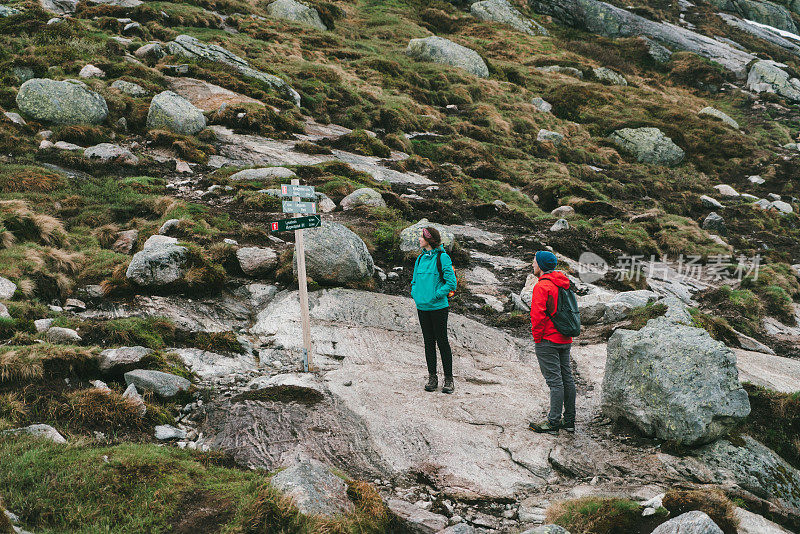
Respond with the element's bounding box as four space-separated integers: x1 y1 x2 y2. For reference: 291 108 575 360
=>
411 226 458 394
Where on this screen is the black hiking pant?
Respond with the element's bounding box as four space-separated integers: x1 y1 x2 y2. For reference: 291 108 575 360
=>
417 307 453 377
535 340 576 426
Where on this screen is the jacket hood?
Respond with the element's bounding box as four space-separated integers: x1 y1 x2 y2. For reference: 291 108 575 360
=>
540 270 571 289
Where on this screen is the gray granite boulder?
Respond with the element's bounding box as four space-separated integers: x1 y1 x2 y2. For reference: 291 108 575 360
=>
84 143 139 165
537 129 564 145
147 91 206 135
470 0 547 35
40 0 77 15
608 127 685 166
709 0 797 34
406 36 489 78
699 107 739 129
125 242 187 287
167 34 301 106
44 327 82 344
270 457 354 517
99 346 153 372
702 212 726 235
295 221 374 285
16 79 108 125
399 219 455 253
1 423 66 444
602 313 750 445
111 79 147 97
651 511 722 534
0 277 16 299
124 369 190 398
340 187 386 211
229 167 296 180
747 60 800 102
387 499 448 533
236 246 278 276
593 66 627 85
265 0 327 30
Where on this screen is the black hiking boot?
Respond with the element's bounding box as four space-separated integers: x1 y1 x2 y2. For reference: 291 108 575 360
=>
442 376 454 394
424 374 438 392
561 421 575 433
528 420 559 435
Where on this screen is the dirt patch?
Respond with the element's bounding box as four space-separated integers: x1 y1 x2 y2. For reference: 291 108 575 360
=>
170 490 235 534
231 384 324 405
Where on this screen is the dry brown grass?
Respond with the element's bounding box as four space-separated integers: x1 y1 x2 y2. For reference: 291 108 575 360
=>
0 200 67 247
662 489 739 534
0 392 27 425
93 224 121 249
61 388 147 431
0 345 97 383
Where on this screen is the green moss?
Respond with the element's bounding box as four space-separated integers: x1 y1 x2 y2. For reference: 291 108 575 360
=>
626 302 667 330
740 383 800 470
546 496 643 534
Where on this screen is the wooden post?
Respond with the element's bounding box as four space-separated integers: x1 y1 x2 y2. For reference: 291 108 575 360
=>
292 178 313 371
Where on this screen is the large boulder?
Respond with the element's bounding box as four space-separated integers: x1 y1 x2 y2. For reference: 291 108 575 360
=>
265 0 327 30
399 219 455 253
602 314 750 445
747 60 800 102
146 91 206 135
528 0 755 77
593 66 627 85
124 369 190 398
294 221 374 285
125 242 187 287
167 34 301 106
270 457 354 517
608 127 685 166
84 143 139 165
651 511 722 534
694 435 800 515
708 0 797 34
406 36 489 78
470 0 547 35
40 0 77 14
340 187 386 211
16 79 108 125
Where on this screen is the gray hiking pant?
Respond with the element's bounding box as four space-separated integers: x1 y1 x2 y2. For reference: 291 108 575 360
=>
535 340 576 426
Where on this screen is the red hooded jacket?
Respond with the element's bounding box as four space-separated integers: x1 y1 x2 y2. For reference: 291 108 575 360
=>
530 271 573 344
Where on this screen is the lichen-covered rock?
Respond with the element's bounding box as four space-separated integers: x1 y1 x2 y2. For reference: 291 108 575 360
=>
602 314 750 445
709 0 798 34
295 221 374 285
699 107 739 129
40 0 77 14
537 129 564 145
593 66 627 85
270 457 354 517
702 212 726 235
0 277 16 299
0 4 22 15
537 65 583 79
608 127 685 166
146 91 206 135
695 435 800 515
531 96 552 112
340 187 386 211
111 79 147 97
125 242 187 287
406 36 489 78
747 60 800 102
470 0 547 35
1 423 66 444
167 34 301 106
124 369 190 398
229 167 296 180
399 219 455 253
265 0 327 30
84 143 139 165
16 79 108 125
45 327 82 344
387 499 448 533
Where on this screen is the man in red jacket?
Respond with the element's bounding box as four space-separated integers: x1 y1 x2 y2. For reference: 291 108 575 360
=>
528 250 575 435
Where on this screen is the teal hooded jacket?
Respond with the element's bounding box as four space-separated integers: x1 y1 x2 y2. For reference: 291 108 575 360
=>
411 246 457 311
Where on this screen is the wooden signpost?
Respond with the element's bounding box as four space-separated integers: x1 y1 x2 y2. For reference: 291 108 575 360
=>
268 179 318 372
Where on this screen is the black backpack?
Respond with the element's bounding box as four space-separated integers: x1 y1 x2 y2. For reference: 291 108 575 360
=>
545 282 581 337
436 250 457 297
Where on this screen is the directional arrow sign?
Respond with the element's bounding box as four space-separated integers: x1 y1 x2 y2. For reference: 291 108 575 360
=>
269 214 321 233
282 200 317 214
281 184 316 199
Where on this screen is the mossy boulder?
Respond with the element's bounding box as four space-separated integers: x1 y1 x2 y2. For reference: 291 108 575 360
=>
603 312 750 445
294 221 374 285
470 0 547 36
608 127 685 167
126 242 188 287
406 36 489 78
16 79 108 125
340 187 386 211
265 0 327 30
146 91 206 135
746 60 800 102
399 219 455 253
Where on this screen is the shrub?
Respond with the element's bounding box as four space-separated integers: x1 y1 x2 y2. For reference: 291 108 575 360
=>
0 345 97 383
61 388 147 432
322 130 392 158
662 489 738 534
210 103 304 139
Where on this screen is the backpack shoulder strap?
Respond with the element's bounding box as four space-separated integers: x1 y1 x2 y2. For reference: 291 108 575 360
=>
436 250 444 281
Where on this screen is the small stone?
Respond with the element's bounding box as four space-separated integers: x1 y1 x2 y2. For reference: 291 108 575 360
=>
0 276 17 299
44 327 82 344
714 184 740 197
531 97 552 113
34 318 54 332
550 218 569 231
551 205 574 217
79 64 105 78
537 129 564 145
155 424 186 440
700 194 724 208
122 383 147 416
748 175 765 184
159 219 181 235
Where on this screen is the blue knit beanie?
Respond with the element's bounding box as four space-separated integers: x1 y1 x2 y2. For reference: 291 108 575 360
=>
535 250 557 272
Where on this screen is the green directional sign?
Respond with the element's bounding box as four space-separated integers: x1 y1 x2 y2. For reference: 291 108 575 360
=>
281 184 316 199
282 200 317 214
269 214 321 232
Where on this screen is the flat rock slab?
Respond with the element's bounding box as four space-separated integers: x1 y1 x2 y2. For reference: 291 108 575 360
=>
733 349 800 394
170 348 256 379
387 499 448 533
210 126 434 185
247 289 609 499
168 77 263 112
